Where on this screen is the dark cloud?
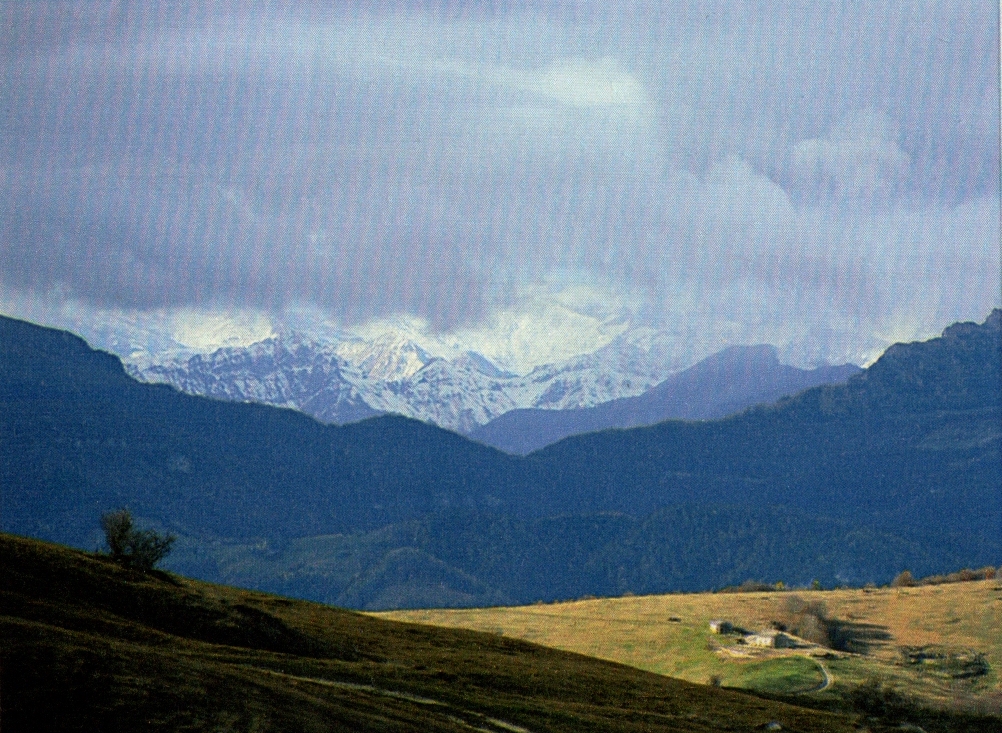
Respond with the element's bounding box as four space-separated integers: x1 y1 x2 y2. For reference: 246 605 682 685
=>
1 1 998 357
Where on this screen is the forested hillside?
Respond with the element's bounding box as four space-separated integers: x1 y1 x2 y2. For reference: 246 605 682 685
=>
2 312 998 607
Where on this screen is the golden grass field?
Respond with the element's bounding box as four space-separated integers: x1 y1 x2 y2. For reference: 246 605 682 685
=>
379 579 1002 713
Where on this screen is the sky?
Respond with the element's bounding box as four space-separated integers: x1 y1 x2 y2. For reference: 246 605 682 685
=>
1 1 999 372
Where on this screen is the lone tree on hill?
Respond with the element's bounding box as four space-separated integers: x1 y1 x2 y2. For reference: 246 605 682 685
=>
100 509 175 571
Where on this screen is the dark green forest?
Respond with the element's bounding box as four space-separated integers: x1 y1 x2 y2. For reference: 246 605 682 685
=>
2 311 999 608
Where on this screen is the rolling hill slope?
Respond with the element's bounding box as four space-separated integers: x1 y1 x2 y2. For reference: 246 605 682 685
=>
384 576 1002 718
2 532 878 733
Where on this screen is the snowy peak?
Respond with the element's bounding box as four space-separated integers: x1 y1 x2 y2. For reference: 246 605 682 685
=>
469 346 862 455
451 351 516 379
333 334 434 381
122 320 860 440
127 325 674 433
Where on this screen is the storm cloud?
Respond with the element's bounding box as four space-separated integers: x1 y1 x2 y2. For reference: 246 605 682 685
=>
1 2 998 367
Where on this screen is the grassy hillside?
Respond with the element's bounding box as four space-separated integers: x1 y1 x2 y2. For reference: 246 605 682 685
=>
0 532 891 733
382 580 1002 718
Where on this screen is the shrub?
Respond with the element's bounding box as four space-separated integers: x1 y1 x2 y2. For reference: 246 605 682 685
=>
718 579 775 593
890 570 914 587
781 595 833 647
777 595 860 650
847 678 911 722
796 614 830 648
917 567 997 585
100 509 175 571
783 595 827 620
100 509 133 559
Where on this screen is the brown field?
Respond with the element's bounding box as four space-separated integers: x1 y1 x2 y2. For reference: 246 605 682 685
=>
378 580 1002 713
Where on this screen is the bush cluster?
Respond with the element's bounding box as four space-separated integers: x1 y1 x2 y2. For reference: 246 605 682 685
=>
717 579 783 593
775 595 854 650
846 678 912 722
100 509 175 571
891 566 997 588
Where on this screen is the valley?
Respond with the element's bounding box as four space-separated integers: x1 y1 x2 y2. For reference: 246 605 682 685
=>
1 311 999 730
4 532 999 731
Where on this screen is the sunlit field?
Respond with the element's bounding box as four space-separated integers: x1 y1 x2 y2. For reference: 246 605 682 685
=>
380 579 1002 714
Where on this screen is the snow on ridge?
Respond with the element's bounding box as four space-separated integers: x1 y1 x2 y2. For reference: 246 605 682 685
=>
125 323 678 433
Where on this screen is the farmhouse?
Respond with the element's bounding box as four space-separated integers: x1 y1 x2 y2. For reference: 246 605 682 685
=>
745 630 795 648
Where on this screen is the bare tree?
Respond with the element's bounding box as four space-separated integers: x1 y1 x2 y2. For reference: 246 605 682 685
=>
100 509 175 571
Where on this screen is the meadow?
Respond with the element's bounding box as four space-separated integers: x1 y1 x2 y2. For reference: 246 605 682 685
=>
380 579 1002 716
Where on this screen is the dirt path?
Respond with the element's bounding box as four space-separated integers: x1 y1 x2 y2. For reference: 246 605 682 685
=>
717 645 835 694
241 665 534 733
805 658 833 693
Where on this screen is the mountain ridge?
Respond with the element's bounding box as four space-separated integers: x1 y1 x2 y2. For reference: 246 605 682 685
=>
2 310 998 608
471 344 860 454
128 328 860 449
127 328 675 434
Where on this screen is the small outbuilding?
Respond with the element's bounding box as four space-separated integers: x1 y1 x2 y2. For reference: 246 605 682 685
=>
746 630 795 648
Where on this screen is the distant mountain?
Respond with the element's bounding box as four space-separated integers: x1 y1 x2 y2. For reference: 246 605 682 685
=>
2 311 998 608
471 345 860 454
133 334 381 424
129 327 857 446
524 311 1001 531
128 329 674 433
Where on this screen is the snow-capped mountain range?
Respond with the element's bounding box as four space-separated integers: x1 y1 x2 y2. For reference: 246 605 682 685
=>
126 328 680 434
40 303 859 443
3 287 892 445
